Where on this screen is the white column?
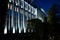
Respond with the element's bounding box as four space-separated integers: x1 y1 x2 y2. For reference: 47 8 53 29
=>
11 0 15 34
35 8 37 18
17 0 21 33
27 12 28 20
23 1 26 33
8 13 10 31
4 17 7 34
16 16 17 33
23 15 26 33
21 0 24 8
12 10 15 34
18 11 21 33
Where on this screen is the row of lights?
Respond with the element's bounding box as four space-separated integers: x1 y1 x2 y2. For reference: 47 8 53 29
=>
4 27 36 34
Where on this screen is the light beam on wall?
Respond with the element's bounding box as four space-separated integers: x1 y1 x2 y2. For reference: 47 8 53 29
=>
4 17 7 34
4 26 7 34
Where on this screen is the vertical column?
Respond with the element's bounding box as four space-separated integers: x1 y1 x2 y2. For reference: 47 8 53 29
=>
16 16 17 33
4 17 7 34
18 14 21 33
27 12 28 20
11 0 15 34
18 9 21 33
23 1 26 33
8 13 10 32
18 0 21 33
4 2 10 34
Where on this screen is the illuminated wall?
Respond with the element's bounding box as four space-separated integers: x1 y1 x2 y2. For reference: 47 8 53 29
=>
35 8 46 22
4 0 36 34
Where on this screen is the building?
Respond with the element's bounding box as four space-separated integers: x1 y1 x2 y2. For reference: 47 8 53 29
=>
4 0 46 34
35 8 46 22
4 0 37 34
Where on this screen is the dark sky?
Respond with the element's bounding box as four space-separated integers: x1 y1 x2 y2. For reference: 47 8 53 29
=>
33 0 60 12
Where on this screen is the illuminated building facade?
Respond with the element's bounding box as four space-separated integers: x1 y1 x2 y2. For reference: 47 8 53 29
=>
4 0 36 34
35 8 46 22
4 0 46 34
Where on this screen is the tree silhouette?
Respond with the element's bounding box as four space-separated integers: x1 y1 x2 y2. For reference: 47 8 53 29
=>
47 4 60 40
27 19 44 40
47 4 60 24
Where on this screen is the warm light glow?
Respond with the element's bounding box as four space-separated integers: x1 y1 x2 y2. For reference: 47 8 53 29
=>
19 28 22 33
39 17 44 22
24 27 26 33
4 27 7 34
13 27 15 34
4 17 7 34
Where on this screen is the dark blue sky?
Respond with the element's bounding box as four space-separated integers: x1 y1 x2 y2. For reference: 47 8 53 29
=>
33 0 60 12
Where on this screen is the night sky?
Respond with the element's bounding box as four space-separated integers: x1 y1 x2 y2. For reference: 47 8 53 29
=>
33 0 60 12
